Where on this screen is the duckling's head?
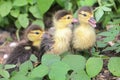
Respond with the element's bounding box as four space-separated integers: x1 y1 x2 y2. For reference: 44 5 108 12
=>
25 25 44 48
77 6 96 27
53 10 74 29
25 25 44 43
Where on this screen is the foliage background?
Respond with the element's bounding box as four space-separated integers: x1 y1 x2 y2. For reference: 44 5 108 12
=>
0 0 120 80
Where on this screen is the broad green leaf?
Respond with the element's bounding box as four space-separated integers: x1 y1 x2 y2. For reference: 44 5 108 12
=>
113 19 120 24
103 15 111 26
0 1 12 17
84 0 97 6
19 60 33 75
95 7 104 21
37 0 54 15
0 78 9 80
15 20 21 29
62 55 86 71
55 0 66 7
13 0 28 6
27 0 37 5
64 2 72 10
96 41 107 48
0 69 10 79
18 14 29 28
103 37 115 42
49 61 70 80
4 64 16 70
30 54 38 62
108 57 120 77
102 6 111 11
41 54 60 67
77 0 97 6
0 16 9 27
32 20 44 29
70 70 90 80
98 31 111 36
29 5 42 18
116 46 120 53
0 64 3 69
10 74 29 80
86 57 103 78
30 64 48 78
10 9 20 18
103 45 117 52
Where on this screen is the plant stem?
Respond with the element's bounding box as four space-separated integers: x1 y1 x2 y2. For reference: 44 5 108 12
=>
16 28 20 41
98 0 102 6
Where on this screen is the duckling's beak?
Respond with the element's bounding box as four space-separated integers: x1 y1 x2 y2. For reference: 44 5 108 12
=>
72 18 78 24
69 18 78 29
88 17 96 28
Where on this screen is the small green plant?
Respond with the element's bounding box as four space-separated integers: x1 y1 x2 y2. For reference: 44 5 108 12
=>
0 54 103 80
97 26 120 53
108 57 120 77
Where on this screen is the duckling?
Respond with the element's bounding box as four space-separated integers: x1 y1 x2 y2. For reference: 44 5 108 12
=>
5 25 44 68
40 10 75 55
72 6 96 51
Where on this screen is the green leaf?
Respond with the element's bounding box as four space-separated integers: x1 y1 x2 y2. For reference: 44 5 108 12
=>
0 64 3 69
13 0 28 7
0 16 9 27
0 1 12 17
102 6 111 11
113 19 120 24
84 0 97 6
64 2 72 10
30 54 38 62
30 64 48 78
103 15 111 26
103 37 115 42
77 0 97 6
32 20 44 29
41 54 60 67
0 69 10 79
108 57 120 77
103 46 117 52
18 14 29 28
29 5 42 19
86 57 103 78
10 74 29 80
19 60 33 75
0 78 9 80
10 9 20 18
62 55 86 71
55 0 66 7
98 31 111 36
49 61 70 80
95 7 104 21
97 41 107 48
116 46 120 53
27 0 37 5
37 0 54 15
4 64 16 70
15 20 21 29
70 70 91 80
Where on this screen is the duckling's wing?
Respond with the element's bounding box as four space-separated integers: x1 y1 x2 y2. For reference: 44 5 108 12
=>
5 43 32 65
40 27 55 55
40 32 54 54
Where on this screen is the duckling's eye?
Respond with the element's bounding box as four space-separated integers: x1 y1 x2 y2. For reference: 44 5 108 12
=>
82 14 87 17
35 32 39 34
66 16 71 19
79 12 87 17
